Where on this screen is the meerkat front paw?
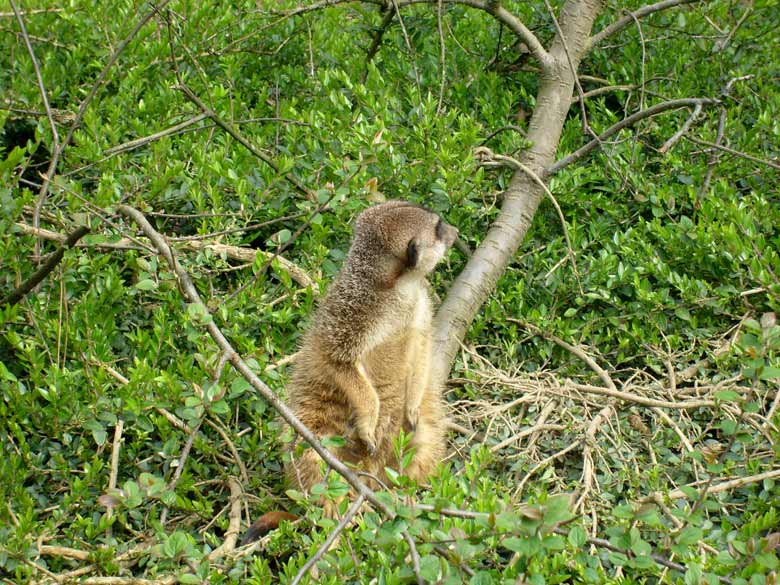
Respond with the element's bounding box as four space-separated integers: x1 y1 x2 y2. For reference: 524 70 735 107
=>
405 403 420 431
355 406 380 455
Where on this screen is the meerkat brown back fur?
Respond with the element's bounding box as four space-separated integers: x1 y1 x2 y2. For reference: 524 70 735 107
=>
286 200 458 495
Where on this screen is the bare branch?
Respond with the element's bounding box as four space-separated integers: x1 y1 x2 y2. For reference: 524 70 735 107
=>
475 149 582 291
588 0 699 51
569 383 716 409
175 83 315 199
361 7 395 82
103 113 209 155
13 222 316 290
10 0 59 148
517 320 616 391
207 478 243 561
642 468 780 503
291 494 366 585
401 0 552 69
31 0 173 254
686 135 780 170
1 225 89 307
658 103 701 154
547 98 719 175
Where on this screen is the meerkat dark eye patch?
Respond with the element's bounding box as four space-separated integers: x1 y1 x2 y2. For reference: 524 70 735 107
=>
406 239 419 268
435 218 445 240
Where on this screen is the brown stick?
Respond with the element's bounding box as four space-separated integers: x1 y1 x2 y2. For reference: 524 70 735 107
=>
547 98 720 175
2 226 89 307
290 494 366 585
30 0 172 256
175 83 315 200
588 0 699 50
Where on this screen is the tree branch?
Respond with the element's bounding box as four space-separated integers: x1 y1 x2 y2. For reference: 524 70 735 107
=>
546 98 719 175
10 0 59 150
389 0 552 69
588 0 699 51
1 225 89 307
31 0 172 255
432 0 602 382
175 83 315 200
290 494 366 585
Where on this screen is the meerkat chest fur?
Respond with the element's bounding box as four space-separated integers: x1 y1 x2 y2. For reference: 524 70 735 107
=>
365 277 431 352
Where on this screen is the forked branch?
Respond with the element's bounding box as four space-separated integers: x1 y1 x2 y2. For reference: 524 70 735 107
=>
588 0 699 51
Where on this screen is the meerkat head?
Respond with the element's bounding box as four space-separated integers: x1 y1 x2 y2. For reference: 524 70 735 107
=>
350 200 458 283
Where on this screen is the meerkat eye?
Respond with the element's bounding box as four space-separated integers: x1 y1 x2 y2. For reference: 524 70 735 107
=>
406 239 419 268
435 218 445 240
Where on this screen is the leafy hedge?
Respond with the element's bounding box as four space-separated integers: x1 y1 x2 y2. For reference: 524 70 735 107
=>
1 0 779 583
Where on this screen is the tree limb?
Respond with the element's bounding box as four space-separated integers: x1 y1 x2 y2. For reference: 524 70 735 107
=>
546 98 719 175
387 0 552 69
31 0 172 256
290 494 366 585
2 226 89 307
175 83 315 199
432 0 602 383
588 0 699 51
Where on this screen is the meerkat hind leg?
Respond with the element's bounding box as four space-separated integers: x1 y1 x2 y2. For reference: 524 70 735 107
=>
328 361 381 454
404 326 431 430
402 410 445 482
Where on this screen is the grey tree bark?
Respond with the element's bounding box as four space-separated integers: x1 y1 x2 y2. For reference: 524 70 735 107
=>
431 0 603 383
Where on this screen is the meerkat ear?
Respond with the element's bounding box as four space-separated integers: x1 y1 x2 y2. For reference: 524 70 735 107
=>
406 239 419 268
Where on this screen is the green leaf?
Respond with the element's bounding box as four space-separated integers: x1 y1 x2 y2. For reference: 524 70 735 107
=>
714 390 741 402
567 526 587 548
759 366 780 380
419 555 440 580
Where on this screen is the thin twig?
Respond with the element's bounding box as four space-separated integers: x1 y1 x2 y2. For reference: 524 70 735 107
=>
576 405 613 510
642 468 780 503
475 148 582 291
103 113 209 155
10 0 59 150
435 0 446 116
389 0 422 101
205 418 249 484
547 98 720 175
372 0 552 69
658 103 701 154
175 83 315 199
588 0 699 50
1 226 89 307
207 478 243 560
106 419 124 535
31 0 172 255
361 7 395 83
403 529 425 585
519 320 616 391
291 494 367 585
570 383 716 409
685 135 780 170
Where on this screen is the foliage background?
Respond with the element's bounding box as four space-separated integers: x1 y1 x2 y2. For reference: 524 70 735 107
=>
1 0 779 583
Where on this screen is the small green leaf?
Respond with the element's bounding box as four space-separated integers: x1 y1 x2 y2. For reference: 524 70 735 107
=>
714 390 742 402
567 526 587 548
419 555 440 580
759 366 780 380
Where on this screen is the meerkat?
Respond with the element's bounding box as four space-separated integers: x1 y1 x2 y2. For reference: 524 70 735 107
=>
241 200 457 544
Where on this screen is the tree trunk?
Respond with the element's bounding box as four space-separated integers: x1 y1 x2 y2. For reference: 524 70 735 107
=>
432 0 602 383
